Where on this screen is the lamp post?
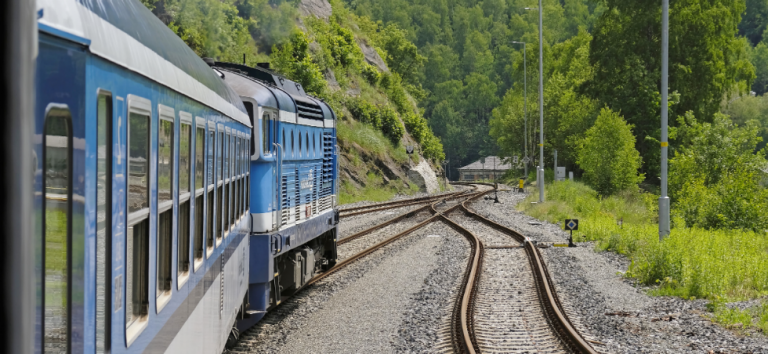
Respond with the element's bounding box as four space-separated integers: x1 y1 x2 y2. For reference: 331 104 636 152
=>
659 0 671 240
511 41 528 178
526 1 545 202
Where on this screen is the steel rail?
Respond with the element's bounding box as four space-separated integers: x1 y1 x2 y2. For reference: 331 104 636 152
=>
338 204 435 246
339 187 476 218
456 203 598 354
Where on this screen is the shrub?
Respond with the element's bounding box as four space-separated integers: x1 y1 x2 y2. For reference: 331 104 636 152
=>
379 105 405 144
361 63 381 85
670 112 768 231
270 30 327 96
576 107 644 195
347 97 381 129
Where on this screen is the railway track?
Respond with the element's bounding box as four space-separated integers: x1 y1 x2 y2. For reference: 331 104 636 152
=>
338 185 476 218
289 184 597 354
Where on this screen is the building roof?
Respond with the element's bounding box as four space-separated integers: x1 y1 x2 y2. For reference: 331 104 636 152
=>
458 156 511 171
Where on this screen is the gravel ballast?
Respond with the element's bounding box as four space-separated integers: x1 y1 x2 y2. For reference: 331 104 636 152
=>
471 189 768 353
230 219 468 353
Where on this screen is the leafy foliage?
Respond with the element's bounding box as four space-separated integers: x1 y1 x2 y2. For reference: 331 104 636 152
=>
669 112 768 231
270 30 328 96
576 108 644 195
584 0 755 179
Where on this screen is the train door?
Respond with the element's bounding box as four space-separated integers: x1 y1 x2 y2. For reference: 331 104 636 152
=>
36 33 87 353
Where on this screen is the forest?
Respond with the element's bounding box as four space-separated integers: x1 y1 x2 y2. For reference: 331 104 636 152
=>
139 0 768 228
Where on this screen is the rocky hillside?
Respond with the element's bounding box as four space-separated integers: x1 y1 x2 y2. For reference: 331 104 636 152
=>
141 0 445 203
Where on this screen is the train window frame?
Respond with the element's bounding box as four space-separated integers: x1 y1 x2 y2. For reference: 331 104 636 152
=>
125 94 152 346
156 104 175 313
224 127 232 237
216 123 225 246
177 112 193 288
246 136 251 211
193 117 207 271
96 91 113 354
206 121 216 258
42 103 73 354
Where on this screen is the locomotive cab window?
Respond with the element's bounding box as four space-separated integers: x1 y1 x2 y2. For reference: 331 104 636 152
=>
156 105 174 312
194 118 206 270
42 104 72 353
178 112 192 287
126 95 151 344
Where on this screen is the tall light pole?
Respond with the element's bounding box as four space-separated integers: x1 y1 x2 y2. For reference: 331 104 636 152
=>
526 2 545 202
512 41 528 178
659 0 671 240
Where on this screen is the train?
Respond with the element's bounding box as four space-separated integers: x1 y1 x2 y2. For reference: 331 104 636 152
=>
33 0 338 353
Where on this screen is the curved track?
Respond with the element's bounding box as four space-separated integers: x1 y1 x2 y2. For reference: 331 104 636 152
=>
282 184 597 354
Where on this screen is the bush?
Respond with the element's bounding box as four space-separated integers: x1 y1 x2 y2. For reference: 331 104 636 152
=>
670 112 768 231
379 105 405 144
361 63 381 85
270 30 327 96
520 181 768 300
576 107 644 195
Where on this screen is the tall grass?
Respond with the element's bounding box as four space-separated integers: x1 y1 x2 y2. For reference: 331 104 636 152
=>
519 180 768 300
337 119 408 164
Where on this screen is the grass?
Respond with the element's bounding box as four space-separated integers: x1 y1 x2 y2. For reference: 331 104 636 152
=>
519 180 768 302
708 300 768 334
339 172 420 205
336 119 409 164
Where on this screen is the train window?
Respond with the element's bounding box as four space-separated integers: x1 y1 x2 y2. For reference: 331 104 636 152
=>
178 116 192 286
262 112 269 155
206 126 215 257
157 107 174 311
235 137 241 221
217 128 224 243
43 105 72 353
193 120 205 269
230 133 236 227
126 95 151 344
96 93 112 353
246 138 250 211
224 131 231 233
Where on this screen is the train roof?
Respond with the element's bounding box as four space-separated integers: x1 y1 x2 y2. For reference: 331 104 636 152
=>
214 62 336 121
36 0 251 127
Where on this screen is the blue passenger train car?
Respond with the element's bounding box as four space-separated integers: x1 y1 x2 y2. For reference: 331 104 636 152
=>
212 62 340 330
35 0 253 352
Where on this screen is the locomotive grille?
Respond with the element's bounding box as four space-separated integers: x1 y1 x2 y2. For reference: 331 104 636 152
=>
320 132 334 212
294 168 300 221
296 100 324 120
281 175 289 224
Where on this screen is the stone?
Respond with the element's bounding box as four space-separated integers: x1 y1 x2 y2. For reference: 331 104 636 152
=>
357 39 389 72
408 159 439 193
298 0 332 20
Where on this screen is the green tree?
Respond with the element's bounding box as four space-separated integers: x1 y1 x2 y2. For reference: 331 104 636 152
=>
270 30 327 96
750 36 768 95
584 0 755 179
670 112 768 230
722 94 768 153
577 108 644 195
739 0 768 45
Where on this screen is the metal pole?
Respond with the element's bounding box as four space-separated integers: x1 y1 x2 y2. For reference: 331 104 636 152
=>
659 0 671 240
554 149 557 181
512 41 528 178
3 0 35 353
523 43 528 178
538 0 545 202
